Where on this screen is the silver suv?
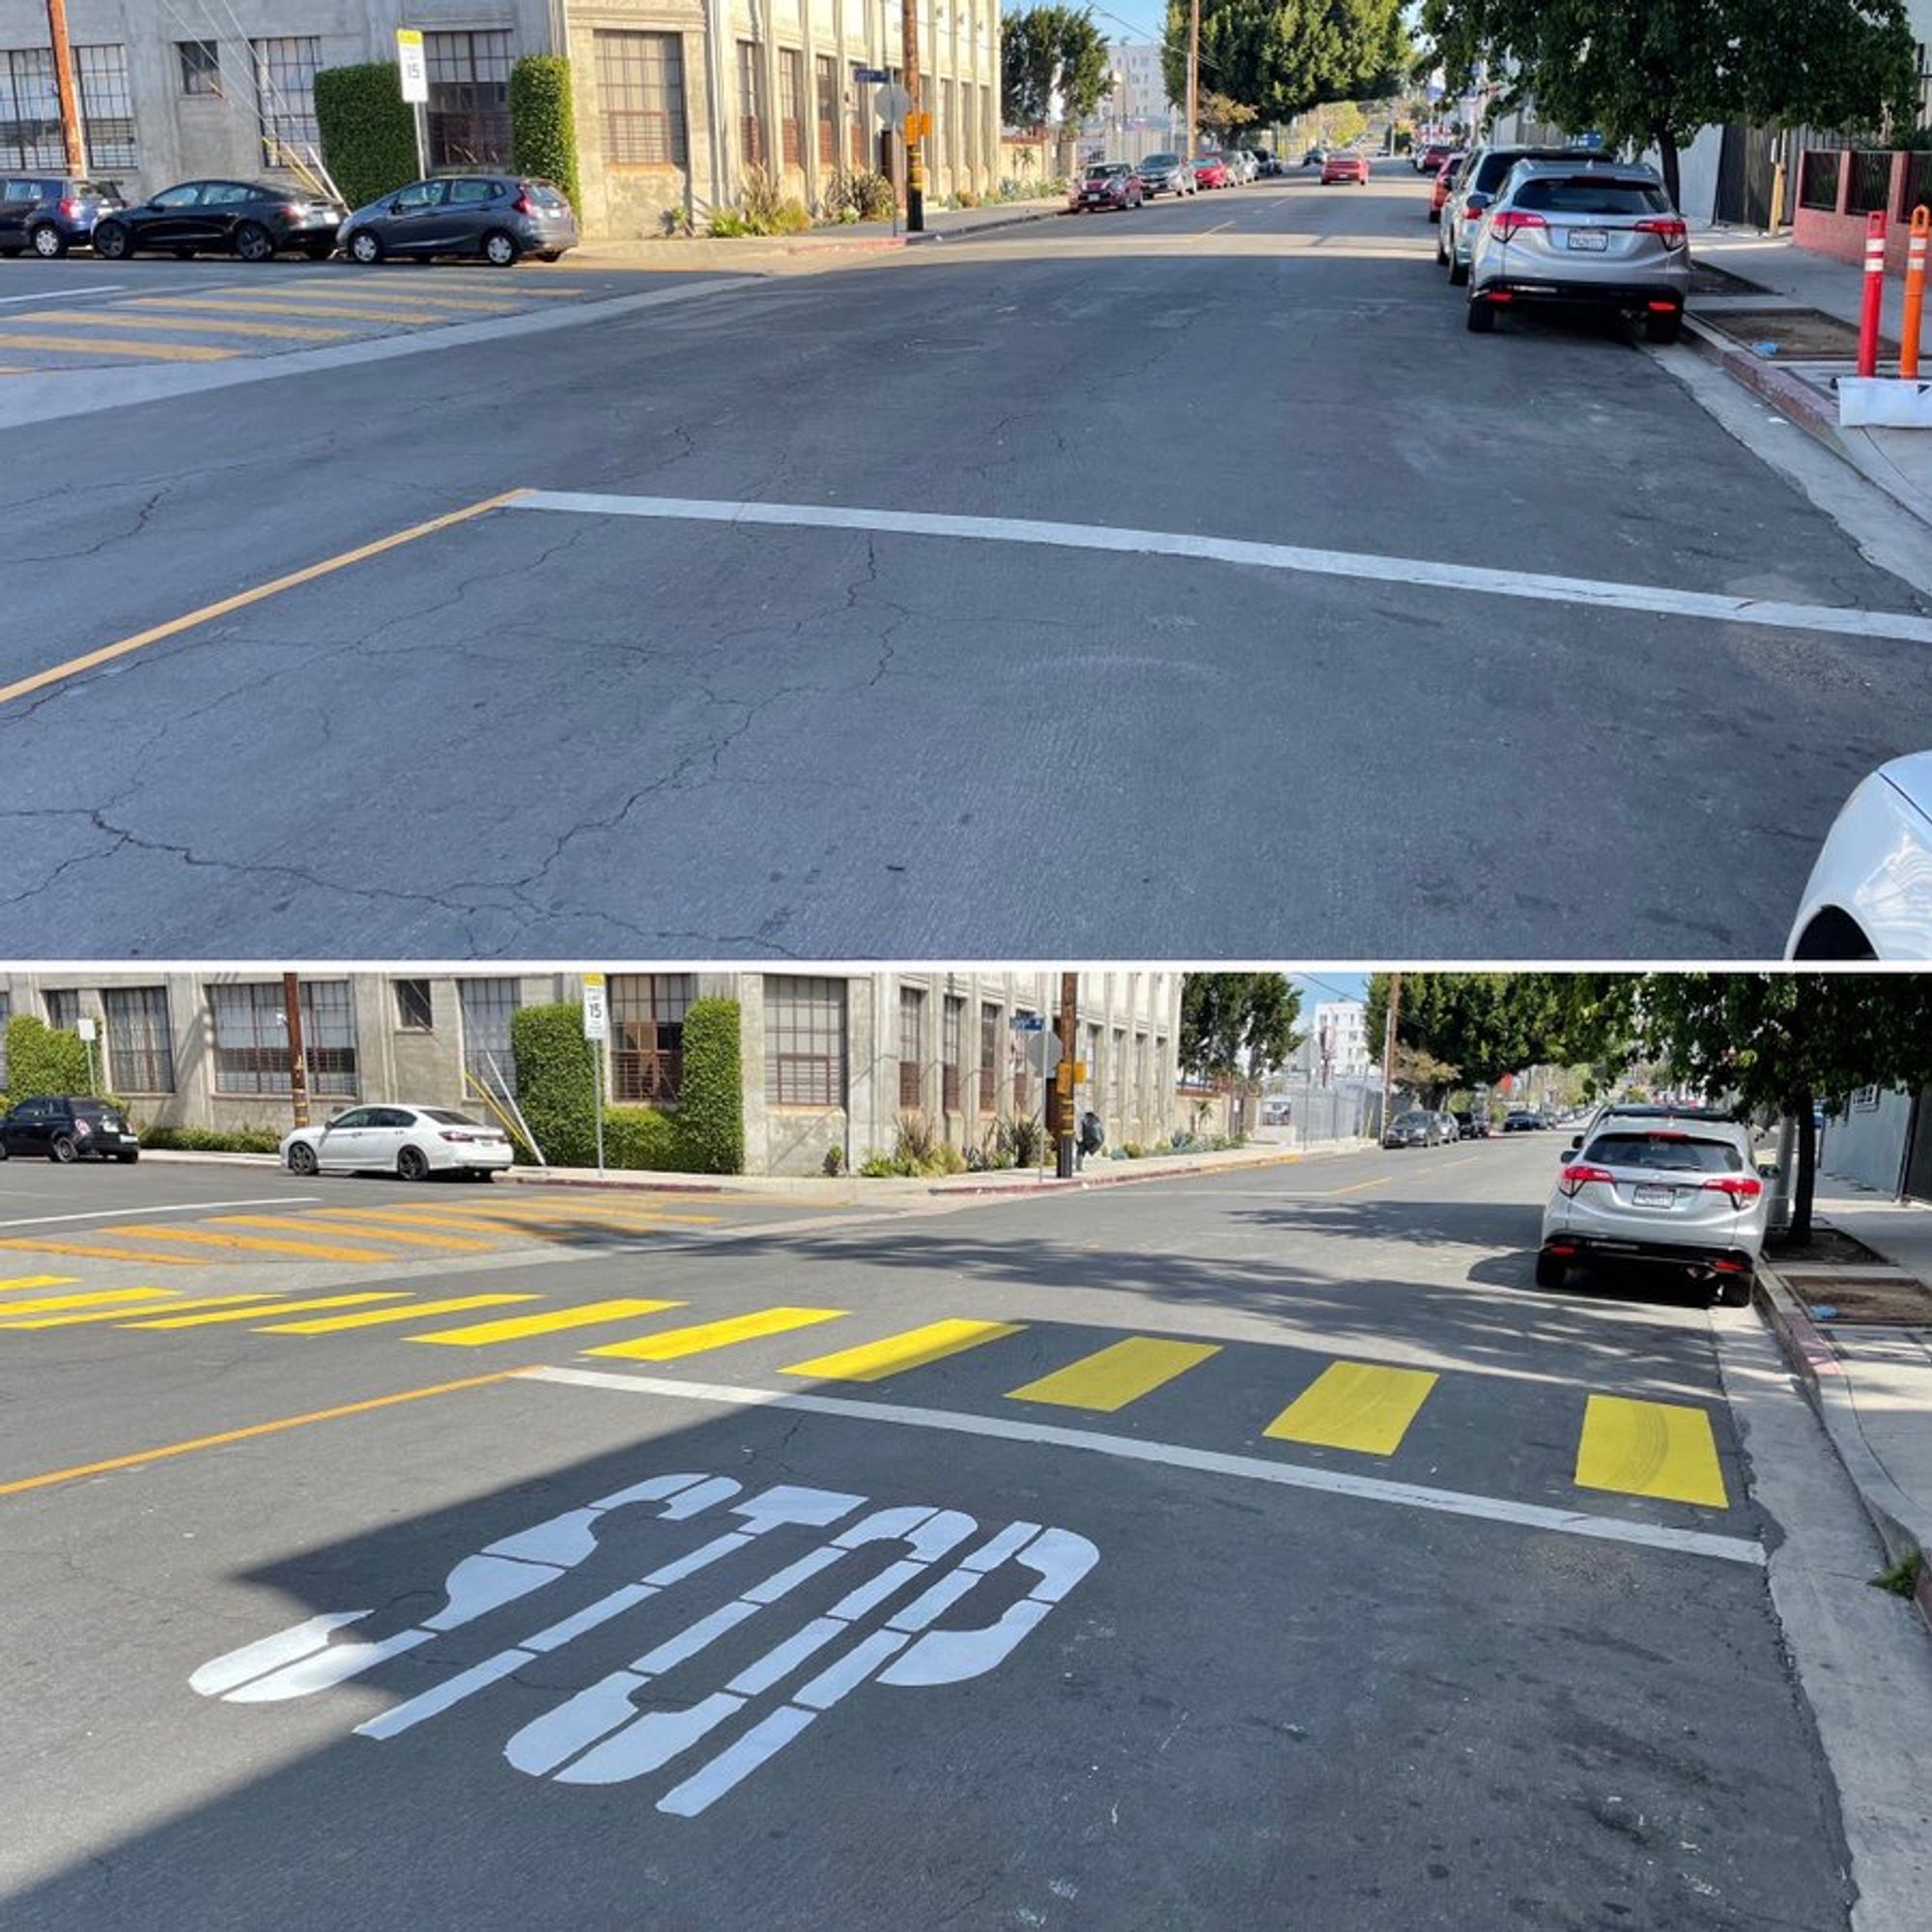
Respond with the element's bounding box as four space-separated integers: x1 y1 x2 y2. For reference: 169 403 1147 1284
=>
1538 1110 1767 1304
1466 160 1689 342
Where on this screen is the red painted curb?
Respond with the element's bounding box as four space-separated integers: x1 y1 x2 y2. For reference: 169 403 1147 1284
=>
1681 313 1839 440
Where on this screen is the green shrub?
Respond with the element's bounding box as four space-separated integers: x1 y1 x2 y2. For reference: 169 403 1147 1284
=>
894 1111 939 1168
776 196 812 234
822 1146 846 1176
3 1015 93 1100
510 55 581 211
314 63 419 211
858 1151 917 1178
956 188 980 209
677 1000 744 1175
823 166 895 223
601 1106 681 1170
136 1124 284 1153
707 210 755 237
511 1002 600 1168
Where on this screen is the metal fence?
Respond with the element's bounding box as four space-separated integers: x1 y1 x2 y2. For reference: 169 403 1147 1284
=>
1799 149 1842 212
1261 1080 1382 1151
1846 149 1893 214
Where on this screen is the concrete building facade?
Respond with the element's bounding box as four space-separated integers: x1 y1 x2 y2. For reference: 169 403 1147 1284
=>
0 0 1001 239
0 968 1181 1177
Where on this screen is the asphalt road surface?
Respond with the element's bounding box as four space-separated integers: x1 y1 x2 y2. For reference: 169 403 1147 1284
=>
4 166 1928 958
1 1137 1898 1929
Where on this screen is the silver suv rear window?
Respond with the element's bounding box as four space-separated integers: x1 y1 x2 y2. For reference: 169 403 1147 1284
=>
1514 178 1671 214
1585 1132 1742 1173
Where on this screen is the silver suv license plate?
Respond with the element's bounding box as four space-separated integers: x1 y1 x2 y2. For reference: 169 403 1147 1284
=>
1566 230 1609 251
1633 1183 1675 1206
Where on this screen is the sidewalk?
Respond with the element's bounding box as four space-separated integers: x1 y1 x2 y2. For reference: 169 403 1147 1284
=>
1756 1179 1932 1632
567 194 1066 275
1682 226 1932 526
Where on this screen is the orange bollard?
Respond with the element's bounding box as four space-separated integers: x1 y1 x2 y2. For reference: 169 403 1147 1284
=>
1903 205 1929 382
1858 211 1887 378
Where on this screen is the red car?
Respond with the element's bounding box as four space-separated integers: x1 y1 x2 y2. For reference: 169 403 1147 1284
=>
1321 153 1370 185
1193 155 1230 190
1068 162 1145 212
1429 155 1465 222
1416 142 1456 175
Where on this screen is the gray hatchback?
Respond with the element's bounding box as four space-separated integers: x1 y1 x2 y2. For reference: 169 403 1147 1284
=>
1466 160 1689 342
337 174 579 266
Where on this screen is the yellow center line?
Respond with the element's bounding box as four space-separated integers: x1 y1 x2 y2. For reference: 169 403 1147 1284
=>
1325 1175 1390 1195
0 331 238 361
0 1366 533 1497
0 489 526 713
98 1224 402 1263
10 309 353 342
211 1214 497 1252
0 1291 298 1329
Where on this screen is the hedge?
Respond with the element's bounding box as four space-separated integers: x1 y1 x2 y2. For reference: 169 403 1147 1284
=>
3 1015 94 1101
509 55 581 212
511 1002 601 1168
677 1000 744 1175
314 63 420 211
135 1124 285 1153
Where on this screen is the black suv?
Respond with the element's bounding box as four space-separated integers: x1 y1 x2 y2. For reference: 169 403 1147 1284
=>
91 180 346 262
0 175 125 257
0 1096 141 1162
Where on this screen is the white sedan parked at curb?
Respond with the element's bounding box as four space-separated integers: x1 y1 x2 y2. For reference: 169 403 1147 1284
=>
280 1104 514 1181
1786 751 1932 960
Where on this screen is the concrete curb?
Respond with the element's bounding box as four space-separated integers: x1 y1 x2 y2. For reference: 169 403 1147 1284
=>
1755 1260 1932 1634
905 205 1067 245
1679 311 1839 440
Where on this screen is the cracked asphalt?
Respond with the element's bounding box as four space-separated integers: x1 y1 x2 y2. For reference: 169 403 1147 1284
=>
4 171 1930 957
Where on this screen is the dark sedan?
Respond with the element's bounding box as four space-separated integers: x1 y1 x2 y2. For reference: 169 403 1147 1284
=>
337 175 578 266
91 180 345 261
0 1096 140 1163
0 175 125 257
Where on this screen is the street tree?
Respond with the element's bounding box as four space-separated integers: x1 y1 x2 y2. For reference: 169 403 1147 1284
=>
1002 6 1112 149
1199 90 1261 147
1162 0 1411 131
1364 972 1576 1093
1179 974 1304 1082
1422 0 1919 211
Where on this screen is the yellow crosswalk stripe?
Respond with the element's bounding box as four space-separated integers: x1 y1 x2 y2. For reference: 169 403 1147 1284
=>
409 1298 684 1347
210 1214 497 1252
259 1293 536 1335
125 297 452 326
1575 1395 1729 1509
15 309 352 342
0 1276 79 1293
782 1319 1024 1383
302 1208 525 1236
0 1292 298 1329
237 288 523 312
0 1287 176 1317
0 1238 201 1264
1264 1360 1439 1456
98 1224 401 1263
131 1293 413 1329
0 331 238 361
587 1306 845 1362
394 278 587 296
1007 1336 1222 1412
432 1200 719 1227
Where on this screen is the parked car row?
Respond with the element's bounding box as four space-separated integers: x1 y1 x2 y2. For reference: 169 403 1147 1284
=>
0 1095 140 1162
1098 149 1286 206
0 172 578 267
1381 1108 1466 1149
1425 144 1687 344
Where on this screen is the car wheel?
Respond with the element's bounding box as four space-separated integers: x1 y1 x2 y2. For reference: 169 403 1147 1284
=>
30 224 67 259
49 1135 77 1164
117 1150 139 1164
233 221 275 263
1448 256 1468 287
481 229 520 268
1533 1250 1568 1290
348 230 384 265
1466 298 1495 333
397 1145 432 1182
92 219 130 260
286 1141 320 1177
1716 1269 1754 1308
1643 309 1682 346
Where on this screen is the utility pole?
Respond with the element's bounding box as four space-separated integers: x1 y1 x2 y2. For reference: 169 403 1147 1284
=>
1054 971 1079 1179
1378 972 1402 1139
901 0 924 231
1185 0 1200 161
281 972 311 1131
44 0 86 175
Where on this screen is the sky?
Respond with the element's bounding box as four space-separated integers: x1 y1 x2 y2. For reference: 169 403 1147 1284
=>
1292 973 1371 1009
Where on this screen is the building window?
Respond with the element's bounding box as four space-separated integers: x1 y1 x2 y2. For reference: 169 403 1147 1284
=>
250 36 321 168
211 980 356 1096
979 1002 1000 1115
1112 1027 1126 1117
942 77 955 165
815 55 837 167
850 64 869 169
596 30 687 167
737 42 766 170
178 40 221 97
1082 1023 1100 1101
425 30 512 169
898 986 926 1111
1135 1033 1150 1115
393 979 434 1032
103 986 174 1094
43 988 81 1031
1014 1009 1037 1113
1851 1085 1882 1112
71 44 134 169
457 978 522 1103
934 997 961 1113
766 977 845 1108
611 973 692 1103
779 49 804 167
0 50 61 172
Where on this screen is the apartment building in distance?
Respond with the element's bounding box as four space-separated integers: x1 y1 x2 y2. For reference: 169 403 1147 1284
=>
0 0 1002 238
0 970 1182 1177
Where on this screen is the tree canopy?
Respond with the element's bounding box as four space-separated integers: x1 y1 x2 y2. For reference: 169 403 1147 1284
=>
1162 0 1410 131
1422 0 1919 207
1002 6 1112 133
1179 974 1304 1080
